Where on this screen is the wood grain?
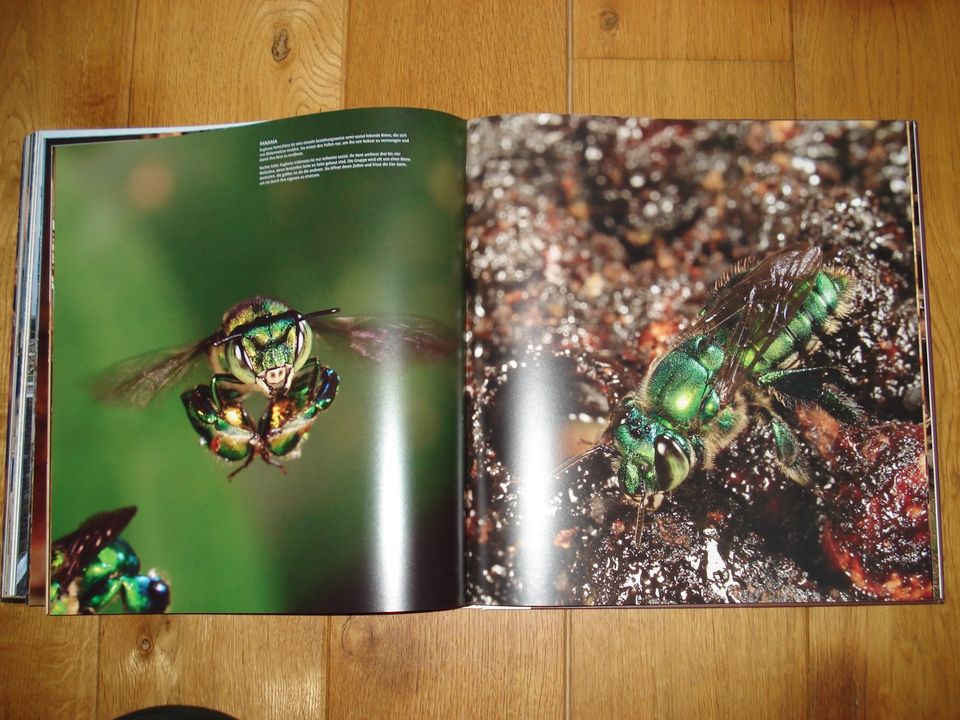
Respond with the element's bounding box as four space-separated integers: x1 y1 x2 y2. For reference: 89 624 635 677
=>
570 609 808 719
794 2 960 717
573 0 792 61
129 0 344 125
327 611 566 719
345 0 567 117
0 606 99 720
574 58 795 118
97 615 327 719
0 0 136 435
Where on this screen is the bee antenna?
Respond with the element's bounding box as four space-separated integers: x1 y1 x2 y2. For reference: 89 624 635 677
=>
301 307 341 321
213 332 242 347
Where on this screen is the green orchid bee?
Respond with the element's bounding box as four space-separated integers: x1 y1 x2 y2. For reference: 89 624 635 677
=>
97 296 454 476
50 506 170 615
560 244 861 540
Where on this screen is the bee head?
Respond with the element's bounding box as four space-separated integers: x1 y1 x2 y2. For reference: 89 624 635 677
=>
220 313 309 397
122 572 171 613
614 403 693 504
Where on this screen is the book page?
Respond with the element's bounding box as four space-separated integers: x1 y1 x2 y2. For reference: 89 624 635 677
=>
465 116 939 607
49 108 466 614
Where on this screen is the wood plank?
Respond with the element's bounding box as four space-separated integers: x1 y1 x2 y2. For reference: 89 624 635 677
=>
97 615 327 719
573 0 792 61
129 0 345 126
344 0 567 117
0 2 135 715
328 611 565 719
574 58 795 117
0 605 99 720
571 609 808 719
794 2 960 717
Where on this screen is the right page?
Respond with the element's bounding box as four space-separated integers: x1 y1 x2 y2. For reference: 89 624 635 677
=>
465 116 940 606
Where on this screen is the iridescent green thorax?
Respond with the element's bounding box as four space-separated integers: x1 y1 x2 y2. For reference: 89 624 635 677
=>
83 539 140 586
644 268 849 432
646 336 724 427
221 297 291 334
240 316 299 374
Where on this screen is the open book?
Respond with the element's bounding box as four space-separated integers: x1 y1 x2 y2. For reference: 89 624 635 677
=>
2 108 942 613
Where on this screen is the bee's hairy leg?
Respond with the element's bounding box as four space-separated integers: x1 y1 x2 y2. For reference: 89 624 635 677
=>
181 377 258 472
757 365 862 424
288 358 339 411
766 412 811 487
209 373 247 408
226 451 258 480
258 360 340 460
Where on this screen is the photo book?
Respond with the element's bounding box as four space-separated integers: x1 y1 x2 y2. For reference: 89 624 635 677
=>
0 108 942 613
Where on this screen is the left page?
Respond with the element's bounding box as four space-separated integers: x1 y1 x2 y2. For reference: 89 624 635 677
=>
49 108 466 614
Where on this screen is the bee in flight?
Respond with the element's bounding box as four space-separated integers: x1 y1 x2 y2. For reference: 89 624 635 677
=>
559 244 861 542
50 506 170 615
97 296 454 477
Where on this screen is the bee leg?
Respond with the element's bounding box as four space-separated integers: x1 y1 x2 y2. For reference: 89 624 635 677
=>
259 360 341 461
757 366 862 425
226 451 258 480
289 358 339 411
256 439 289 474
181 378 259 475
767 414 810 487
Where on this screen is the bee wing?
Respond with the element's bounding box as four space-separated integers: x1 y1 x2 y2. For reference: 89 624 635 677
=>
93 335 217 407
52 506 137 586
308 315 457 362
684 244 823 403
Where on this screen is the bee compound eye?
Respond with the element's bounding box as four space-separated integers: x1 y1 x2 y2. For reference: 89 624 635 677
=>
296 321 308 355
147 578 171 611
654 435 690 492
234 342 253 371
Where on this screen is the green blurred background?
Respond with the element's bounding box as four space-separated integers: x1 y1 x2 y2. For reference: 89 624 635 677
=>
51 108 465 613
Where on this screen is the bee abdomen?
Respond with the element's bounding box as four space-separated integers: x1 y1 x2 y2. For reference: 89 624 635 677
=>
757 270 853 371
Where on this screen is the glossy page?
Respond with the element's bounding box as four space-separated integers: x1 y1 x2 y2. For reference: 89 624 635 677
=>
465 116 939 607
49 108 466 614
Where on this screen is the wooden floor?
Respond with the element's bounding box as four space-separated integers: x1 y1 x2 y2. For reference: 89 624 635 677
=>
1 1 958 718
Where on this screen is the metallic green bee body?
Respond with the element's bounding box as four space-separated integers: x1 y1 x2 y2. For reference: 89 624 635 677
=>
609 245 858 514
98 295 454 477
50 507 170 615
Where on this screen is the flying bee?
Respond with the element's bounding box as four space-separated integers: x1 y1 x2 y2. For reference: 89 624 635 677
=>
558 244 861 542
97 296 455 474
50 506 170 615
